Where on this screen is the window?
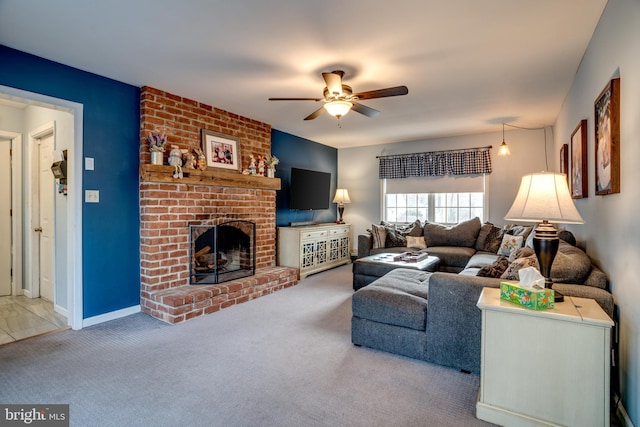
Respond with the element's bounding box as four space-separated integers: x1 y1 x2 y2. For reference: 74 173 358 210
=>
382 175 487 225
385 192 484 224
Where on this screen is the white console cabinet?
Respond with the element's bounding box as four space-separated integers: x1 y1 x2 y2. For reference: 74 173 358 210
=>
476 287 613 427
278 223 350 278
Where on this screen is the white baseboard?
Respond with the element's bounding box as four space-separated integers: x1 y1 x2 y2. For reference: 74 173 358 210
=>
82 305 141 328
54 304 69 319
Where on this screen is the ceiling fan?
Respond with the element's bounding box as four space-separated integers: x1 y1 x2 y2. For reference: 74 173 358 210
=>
268 70 408 123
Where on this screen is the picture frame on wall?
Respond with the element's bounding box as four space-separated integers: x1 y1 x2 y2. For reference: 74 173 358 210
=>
201 129 241 172
560 144 569 182
570 119 588 199
594 77 621 195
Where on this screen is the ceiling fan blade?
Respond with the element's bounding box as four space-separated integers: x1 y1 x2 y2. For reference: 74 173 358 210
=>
354 85 408 100
351 102 380 118
322 71 344 97
304 106 326 120
268 97 323 101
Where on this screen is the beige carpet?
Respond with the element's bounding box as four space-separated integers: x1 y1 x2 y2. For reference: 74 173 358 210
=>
0 264 495 427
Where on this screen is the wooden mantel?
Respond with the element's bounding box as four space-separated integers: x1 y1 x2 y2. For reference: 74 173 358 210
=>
140 164 281 190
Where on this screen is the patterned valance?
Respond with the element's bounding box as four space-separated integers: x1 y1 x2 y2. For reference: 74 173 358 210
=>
378 146 492 179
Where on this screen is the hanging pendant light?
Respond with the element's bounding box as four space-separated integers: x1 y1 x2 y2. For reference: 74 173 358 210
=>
498 123 511 156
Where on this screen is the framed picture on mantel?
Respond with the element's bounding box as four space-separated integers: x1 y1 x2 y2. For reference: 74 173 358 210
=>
201 129 241 172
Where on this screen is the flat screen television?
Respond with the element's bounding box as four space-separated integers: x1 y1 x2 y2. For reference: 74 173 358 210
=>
289 167 331 210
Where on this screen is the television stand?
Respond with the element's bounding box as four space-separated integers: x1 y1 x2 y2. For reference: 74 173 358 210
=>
278 223 351 278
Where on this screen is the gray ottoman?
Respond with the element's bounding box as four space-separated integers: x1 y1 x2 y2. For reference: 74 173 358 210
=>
351 269 432 360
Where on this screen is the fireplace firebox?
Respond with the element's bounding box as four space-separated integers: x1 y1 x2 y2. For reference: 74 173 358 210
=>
189 220 256 284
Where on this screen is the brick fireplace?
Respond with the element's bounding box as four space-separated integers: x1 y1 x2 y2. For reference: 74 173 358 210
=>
139 86 297 324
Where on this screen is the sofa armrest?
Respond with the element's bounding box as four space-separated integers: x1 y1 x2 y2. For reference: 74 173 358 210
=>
357 233 373 259
425 272 500 374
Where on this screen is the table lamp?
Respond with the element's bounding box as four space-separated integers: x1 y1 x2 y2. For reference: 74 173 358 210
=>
333 189 351 224
504 172 584 302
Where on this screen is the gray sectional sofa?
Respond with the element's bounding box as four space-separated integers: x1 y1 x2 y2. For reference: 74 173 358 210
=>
351 218 615 374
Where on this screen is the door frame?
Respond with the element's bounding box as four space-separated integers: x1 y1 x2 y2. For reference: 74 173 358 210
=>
1 84 84 330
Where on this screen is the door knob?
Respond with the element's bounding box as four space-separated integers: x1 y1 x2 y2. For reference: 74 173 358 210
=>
34 227 43 232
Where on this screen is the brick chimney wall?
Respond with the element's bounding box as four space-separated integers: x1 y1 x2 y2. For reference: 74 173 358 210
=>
139 87 295 323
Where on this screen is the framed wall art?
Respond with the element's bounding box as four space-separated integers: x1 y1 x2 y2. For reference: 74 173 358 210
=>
201 129 241 172
594 77 620 195
570 119 588 199
560 143 569 182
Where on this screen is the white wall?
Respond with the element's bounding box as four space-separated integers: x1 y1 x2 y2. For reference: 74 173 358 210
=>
338 127 549 250
553 0 639 423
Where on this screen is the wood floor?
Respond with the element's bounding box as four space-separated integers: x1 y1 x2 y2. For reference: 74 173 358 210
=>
0 296 68 345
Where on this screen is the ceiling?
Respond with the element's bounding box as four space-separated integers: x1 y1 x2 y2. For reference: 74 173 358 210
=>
0 0 607 149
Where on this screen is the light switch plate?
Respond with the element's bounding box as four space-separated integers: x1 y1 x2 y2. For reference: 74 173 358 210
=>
85 190 99 203
85 157 94 170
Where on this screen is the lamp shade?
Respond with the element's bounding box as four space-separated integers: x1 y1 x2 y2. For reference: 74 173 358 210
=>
332 188 351 204
504 172 584 224
324 101 352 118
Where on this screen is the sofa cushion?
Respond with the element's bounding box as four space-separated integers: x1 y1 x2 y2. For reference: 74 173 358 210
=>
465 253 500 269
385 228 407 247
423 217 481 248
426 246 477 269
551 240 592 284
352 269 431 331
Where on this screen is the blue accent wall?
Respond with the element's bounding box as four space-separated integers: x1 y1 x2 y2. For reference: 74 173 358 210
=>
0 46 141 318
271 129 338 226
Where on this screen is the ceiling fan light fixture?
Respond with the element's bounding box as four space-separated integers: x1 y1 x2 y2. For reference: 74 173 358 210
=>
324 100 352 118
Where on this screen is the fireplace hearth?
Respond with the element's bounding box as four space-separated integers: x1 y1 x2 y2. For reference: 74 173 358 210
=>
190 220 256 285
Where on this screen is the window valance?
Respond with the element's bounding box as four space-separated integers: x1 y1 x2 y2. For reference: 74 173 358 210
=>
378 146 492 179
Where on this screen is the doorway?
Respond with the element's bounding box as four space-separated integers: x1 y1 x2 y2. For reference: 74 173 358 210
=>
0 85 84 331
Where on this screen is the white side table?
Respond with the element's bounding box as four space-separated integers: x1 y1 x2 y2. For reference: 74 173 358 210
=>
476 287 613 427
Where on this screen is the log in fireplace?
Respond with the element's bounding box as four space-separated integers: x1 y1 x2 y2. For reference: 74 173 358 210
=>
189 220 256 284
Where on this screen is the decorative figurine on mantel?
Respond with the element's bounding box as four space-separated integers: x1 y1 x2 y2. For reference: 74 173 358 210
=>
257 155 266 176
248 155 257 175
182 149 195 170
147 131 167 165
194 147 206 171
168 145 183 179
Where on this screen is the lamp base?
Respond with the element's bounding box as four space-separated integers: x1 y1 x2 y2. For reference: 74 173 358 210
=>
337 204 345 224
547 283 565 303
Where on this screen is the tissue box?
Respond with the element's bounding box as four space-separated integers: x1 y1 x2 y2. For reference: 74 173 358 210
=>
500 281 554 310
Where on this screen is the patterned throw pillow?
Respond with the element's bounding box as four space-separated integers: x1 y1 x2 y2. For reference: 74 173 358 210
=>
385 228 407 247
477 256 510 278
406 236 427 249
482 225 505 253
370 224 387 249
500 256 539 280
498 234 523 257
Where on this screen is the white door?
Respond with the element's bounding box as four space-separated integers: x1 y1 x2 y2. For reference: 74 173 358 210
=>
38 134 55 302
0 139 11 296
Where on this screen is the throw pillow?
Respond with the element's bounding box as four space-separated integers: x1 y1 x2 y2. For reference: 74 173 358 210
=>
508 246 535 263
406 236 427 249
482 225 505 253
477 256 510 278
500 256 539 280
475 222 494 251
385 228 407 247
423 217 482 247
370 224 387 249
498 234 524 257
397 219 423 237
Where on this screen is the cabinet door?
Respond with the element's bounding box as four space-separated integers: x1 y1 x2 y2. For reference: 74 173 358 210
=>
315 239 328 266
301 240 316 270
